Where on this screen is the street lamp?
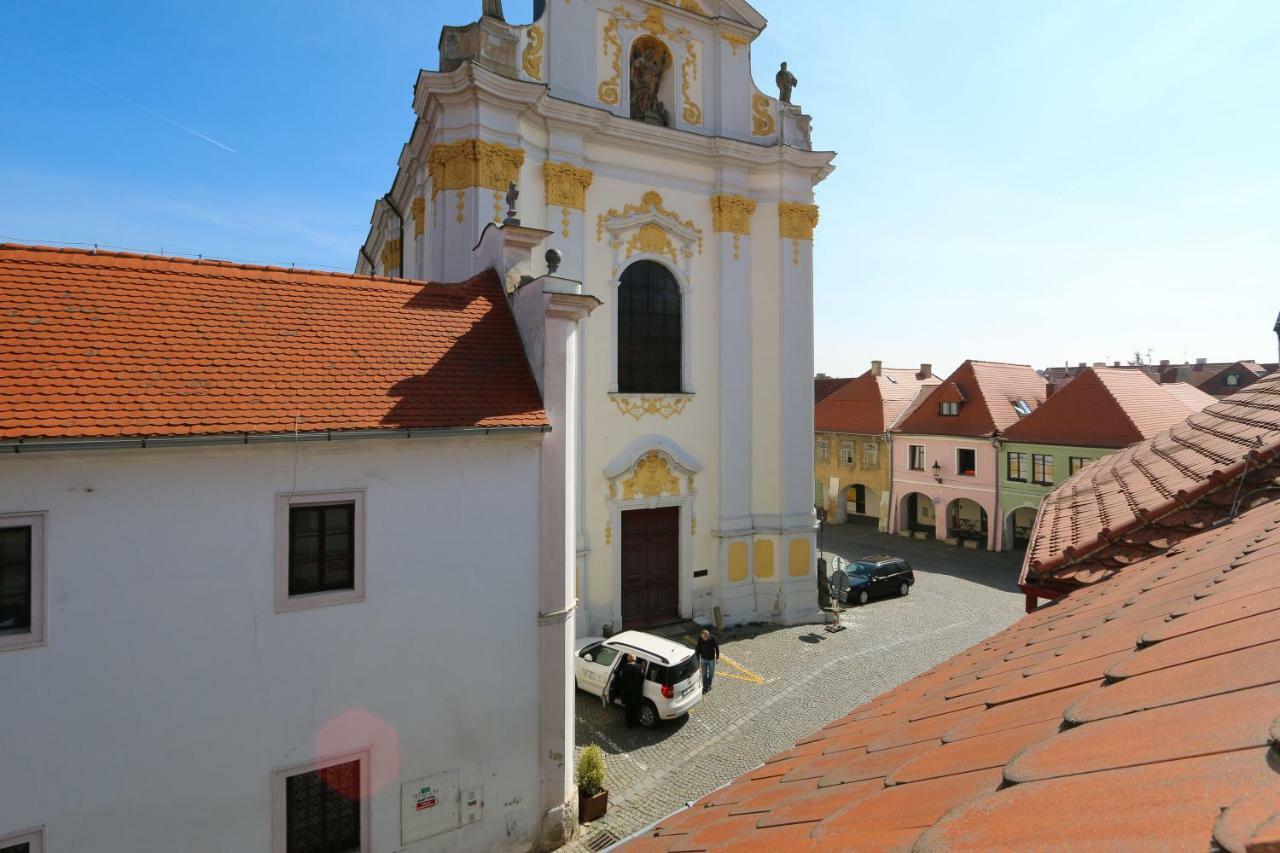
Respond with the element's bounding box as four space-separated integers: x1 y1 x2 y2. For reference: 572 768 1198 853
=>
932 461 942 483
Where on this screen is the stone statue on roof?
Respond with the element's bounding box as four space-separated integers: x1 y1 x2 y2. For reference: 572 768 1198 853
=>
776 61 797 104
482 0 504 21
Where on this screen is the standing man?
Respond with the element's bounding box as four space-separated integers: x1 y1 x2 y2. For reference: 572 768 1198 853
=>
618 654 646 728
696 629 720 693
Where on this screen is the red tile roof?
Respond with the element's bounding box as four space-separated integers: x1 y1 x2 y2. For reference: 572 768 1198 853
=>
814 376 852 404
1002 367 1215 448
814 368 939 435
0 244 548 440
1022 374 1280 595
621 497 1280 852
893 360 1045 438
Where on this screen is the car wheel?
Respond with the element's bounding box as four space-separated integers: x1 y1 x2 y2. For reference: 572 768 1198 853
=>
639 701 660 729
855 589 869 606
899 582 910 597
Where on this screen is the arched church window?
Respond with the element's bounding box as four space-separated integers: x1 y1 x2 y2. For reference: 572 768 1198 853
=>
630 36 672 127
618 260 681 393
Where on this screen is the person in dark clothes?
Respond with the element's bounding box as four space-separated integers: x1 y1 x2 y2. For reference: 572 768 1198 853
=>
696 629 720 693
618 654 647 728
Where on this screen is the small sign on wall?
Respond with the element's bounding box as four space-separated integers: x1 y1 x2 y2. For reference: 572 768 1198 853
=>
402 770 460 845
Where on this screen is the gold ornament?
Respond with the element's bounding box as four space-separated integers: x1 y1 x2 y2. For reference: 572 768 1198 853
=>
752 92 775 136
622 451 681 499
427 139 525 198
710 194 756 235
722 32 750 55
681 44 702 125
611 395 689 420
543 162 593 210
522 25 544 80
380 239 401 275
598 17 621 104
597 190 702 253
778 201 819 240
410 196 425 237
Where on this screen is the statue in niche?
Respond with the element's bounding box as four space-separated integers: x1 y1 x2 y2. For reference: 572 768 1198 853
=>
630 44 671 126
776 61 798 104
482 0 504 21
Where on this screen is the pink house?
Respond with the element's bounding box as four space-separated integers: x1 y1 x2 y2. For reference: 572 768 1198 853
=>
890 361 1046 550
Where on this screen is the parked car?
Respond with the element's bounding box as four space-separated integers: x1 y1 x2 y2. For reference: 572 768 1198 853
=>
573 630 702 728
831 554 915 605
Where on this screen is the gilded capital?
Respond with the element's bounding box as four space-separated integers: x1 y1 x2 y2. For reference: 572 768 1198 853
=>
380 238 402 274
543 162 594 210
410 196 425 237
427 139 525 198
711 194 756 235
778 202 819 240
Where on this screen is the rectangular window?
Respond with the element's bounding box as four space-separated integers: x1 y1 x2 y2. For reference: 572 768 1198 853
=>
815 439 829 462
0 828 43 853
862 443 879 467
939 402 960 416
274 754 368 853
957 448 977 477
1069 456 1091 476
1032 454 1055 486
0 514 45 652
839 442 854 464
909 445 925 471
1007 452 1027 482
275 491 365 613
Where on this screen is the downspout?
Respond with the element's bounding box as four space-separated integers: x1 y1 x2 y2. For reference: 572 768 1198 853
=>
991 430 1002 552
382 192 405 276
358 245 377 275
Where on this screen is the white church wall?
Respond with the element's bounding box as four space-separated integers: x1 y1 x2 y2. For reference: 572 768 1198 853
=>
0 435 547 853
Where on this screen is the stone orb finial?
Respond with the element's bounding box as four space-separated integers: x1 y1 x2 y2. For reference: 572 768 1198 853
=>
545 248 562 275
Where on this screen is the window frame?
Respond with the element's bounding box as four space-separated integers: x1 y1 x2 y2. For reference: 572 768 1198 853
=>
0 513 46 653
908 444 926 471
1032 454 1055 486
939 401 960 417
815 439 829 463
1007 451 1027 483
1069 456 1091 476
0 827 43 853
274 490 366 613
1225 372 1240 387
862 442 879 468
956 448 977 477
839 441 854 465
272 750 370 853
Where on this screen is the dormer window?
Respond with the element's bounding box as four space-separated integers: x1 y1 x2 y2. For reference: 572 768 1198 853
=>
940 402 960 416
1225 372 1240 387
1012 400 1032 416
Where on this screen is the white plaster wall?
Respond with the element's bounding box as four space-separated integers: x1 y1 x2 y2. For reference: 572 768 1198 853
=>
0 436 545 853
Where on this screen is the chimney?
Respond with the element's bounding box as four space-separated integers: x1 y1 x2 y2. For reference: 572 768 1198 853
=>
1159 359 1169 369
1092 362 1105 368
1077 362 1086 370
870 360 882 376
1046 382 1056 398
1113 361 1121 367
918 362 932 380
1194 357 1207 370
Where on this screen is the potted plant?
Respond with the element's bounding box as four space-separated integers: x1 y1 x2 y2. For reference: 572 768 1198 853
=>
577 745 608 823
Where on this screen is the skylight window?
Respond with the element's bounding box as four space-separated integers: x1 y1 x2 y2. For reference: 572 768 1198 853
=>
1012 400 1032 416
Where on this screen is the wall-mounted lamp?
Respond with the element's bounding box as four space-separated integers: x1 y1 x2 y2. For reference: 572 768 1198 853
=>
932 461 942 483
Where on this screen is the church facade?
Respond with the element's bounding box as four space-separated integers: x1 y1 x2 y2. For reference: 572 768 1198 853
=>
359 0 834 635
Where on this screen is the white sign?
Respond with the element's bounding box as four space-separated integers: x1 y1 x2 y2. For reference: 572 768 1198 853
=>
402 770 460 845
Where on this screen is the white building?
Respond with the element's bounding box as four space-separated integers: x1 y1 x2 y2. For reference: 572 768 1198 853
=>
0 233 596 851
359 0 834 635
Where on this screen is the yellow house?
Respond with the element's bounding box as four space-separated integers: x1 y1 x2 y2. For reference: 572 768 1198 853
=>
814 362 938 530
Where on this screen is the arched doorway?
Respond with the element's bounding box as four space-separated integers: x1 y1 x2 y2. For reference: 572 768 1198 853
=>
898 492 935 537
947 498 988 547
1004 506 1038 550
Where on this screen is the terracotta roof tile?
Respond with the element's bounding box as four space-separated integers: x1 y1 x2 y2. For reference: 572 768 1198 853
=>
0 244 547 439
620 499 1280 852
894 360 1045 438
814 367 939 435
814 376 853 404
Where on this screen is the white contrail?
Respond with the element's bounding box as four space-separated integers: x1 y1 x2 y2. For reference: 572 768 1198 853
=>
1 38 237 153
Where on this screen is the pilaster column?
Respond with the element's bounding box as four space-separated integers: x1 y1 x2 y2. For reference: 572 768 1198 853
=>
426 139 525 282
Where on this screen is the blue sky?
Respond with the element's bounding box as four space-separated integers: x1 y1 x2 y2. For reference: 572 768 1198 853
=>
2 0 1277 376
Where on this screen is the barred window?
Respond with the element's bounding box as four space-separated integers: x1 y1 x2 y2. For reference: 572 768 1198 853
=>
618 261 682 393
285 760 362 853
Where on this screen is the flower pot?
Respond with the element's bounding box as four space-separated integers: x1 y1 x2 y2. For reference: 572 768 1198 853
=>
579 789 609 823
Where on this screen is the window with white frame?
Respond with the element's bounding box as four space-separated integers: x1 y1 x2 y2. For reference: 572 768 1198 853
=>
0 827 44 853
273 752 368 853
275 490 365 613
909 444 926 471
815 439 829 462
0 513 45 652
840 441 854 464
939 401 960 416
862 442 879 467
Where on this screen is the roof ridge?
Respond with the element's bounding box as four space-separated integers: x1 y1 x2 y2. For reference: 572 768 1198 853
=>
0 241 461 291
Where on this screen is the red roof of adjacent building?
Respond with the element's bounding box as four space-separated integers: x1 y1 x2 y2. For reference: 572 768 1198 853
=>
1023 373 1280 594
894 360 1045 438
1002 367 1215 449
815 367 939 435
0 244 548 441
814 376 853 404
620 496 1280 852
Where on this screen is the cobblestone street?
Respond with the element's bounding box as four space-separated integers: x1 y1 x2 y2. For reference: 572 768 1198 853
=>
566 521 1026 851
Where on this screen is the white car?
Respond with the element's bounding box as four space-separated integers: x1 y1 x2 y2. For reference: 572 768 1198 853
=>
573 630 703 728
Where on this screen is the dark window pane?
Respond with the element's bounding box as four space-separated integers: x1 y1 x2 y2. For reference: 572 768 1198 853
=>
289 504 355 596
618 260 682 393
286 760 361 853
1 842 31 853
0 526 32 633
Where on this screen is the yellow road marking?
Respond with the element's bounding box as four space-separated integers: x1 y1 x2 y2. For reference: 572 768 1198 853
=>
684 635 766 685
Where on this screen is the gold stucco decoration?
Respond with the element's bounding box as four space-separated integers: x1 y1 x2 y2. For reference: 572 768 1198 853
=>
427 139 526 199
380 238 401 275
658 0 707 14
597 191 702 252
455 190 466 224
598 17 622 104
779 201 820 240
627 223 678 264
543 162 594 210
611 395 690 420
621 451 681 499
522 25 544 80
681 43 702 125
711 194 756 235
605 523 612 545
751 92 775 136
722 32 750 55
410 196 425 237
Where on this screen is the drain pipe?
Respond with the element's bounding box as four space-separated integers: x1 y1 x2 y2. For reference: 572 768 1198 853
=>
358 245 377 275
382 192 405 276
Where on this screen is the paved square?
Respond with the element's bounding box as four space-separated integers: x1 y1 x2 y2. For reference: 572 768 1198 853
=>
566 522 1026 851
